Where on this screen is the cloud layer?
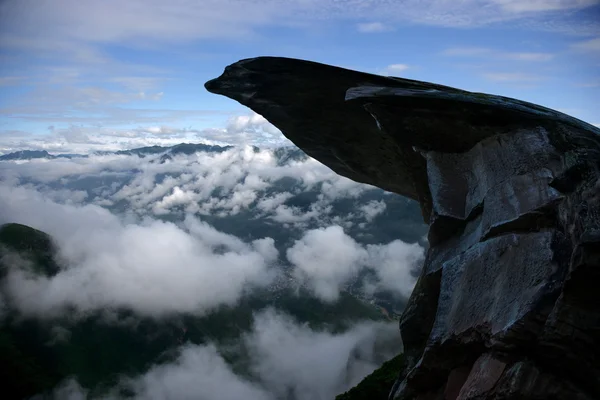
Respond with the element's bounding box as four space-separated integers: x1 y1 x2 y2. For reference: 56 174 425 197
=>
0 113 289 154
47 309 400 400
0 185 277 317
287 226 424 302
0 144 427 316
0 143 423 399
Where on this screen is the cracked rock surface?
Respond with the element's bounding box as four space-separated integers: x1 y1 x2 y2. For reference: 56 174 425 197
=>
206 56 600 400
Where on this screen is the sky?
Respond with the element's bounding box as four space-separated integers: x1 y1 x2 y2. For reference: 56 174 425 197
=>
0 0 599 153
2 3 598 397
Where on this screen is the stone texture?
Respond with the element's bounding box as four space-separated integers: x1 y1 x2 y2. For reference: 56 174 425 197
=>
457 354 506 399
205 56 600 400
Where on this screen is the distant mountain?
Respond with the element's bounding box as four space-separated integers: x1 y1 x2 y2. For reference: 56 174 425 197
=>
0 143 266 161
55 153 88 159
115 143 234 157
0 150 54 161
273 147 309 165
0 223 387 399
0 150 88 160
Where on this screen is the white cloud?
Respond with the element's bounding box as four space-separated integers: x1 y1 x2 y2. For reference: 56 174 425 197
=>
357 22 392 33
365 241 424 298
0 185 277 317
195 113 288 147
442 47 492 56
108 76 167 92
1 1 597 57
571 37 600 52
242 309 399 400
0 142 425 261
493 0 599 13
504 52 555 61
0 76 25 86
0 145 426 306
143 126 179 135
47 379 89 400
0 142 426 400
256 192 294 213
1 0 597 137
575 80 600 88
482 72 544 82
127 343 272 400
0 154 148 182
379 64 411 76
227 113 281 136
0 126 228 154
0 144 362 222
442 47 554 61
113 309 400 400
287 226 368 301
287 225 423 301
8 85 163 109
360 200 386 222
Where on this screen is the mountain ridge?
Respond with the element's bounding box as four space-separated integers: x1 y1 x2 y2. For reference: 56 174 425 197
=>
0 143 306 161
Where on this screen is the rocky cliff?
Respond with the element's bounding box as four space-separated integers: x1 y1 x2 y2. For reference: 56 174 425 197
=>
205 57 600 400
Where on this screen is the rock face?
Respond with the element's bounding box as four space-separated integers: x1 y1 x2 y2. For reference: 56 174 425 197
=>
205 57 600 400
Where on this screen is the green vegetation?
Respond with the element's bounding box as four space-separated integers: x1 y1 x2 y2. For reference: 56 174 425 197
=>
336 353 406 400
0 328 65 399
0 224 67 398
0 223 60 277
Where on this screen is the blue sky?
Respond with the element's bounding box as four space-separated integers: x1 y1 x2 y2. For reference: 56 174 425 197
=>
0 0 599 152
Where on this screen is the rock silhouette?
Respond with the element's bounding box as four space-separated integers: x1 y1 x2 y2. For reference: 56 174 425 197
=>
206 56 600 400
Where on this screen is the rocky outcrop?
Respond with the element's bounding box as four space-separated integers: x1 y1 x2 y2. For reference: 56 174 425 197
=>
205 57 600 400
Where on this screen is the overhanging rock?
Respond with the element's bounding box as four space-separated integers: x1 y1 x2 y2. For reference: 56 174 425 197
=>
206 56 600 400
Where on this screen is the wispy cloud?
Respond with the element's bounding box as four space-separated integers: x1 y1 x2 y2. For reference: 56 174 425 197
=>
0 76 25 86
502 52 555 61
482 72 545 82
571 37 600 52
0 143 426 296
386 64 410 72
575 80 600 88
1 0 598 143
0 113 283 154
493 0 600 13
288 225 422 302
0 184 279 317
442 47 554 61
378 64 411 76
108 76 169 92
0 142 415 396
442 47 491 56
356 22 392 33
48 311 400 400
2 0 598 51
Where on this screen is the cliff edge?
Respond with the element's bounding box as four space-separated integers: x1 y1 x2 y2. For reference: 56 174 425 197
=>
206 56 600 400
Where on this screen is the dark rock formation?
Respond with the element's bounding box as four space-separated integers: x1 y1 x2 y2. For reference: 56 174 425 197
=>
205 57 600 400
